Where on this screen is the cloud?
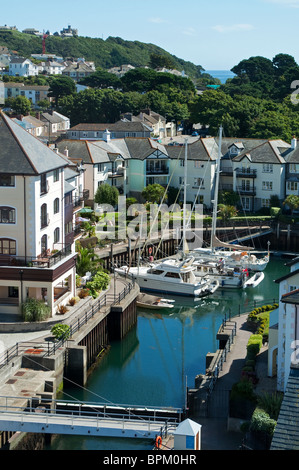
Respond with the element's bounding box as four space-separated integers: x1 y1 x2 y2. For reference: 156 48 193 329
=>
212 24 255 33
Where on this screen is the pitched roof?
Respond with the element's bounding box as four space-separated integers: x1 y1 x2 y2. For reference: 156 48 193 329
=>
0 112 68 175
166 137 218 161
69 121 152 133
271 368 299 450
275 268 299 284
232 140 290 164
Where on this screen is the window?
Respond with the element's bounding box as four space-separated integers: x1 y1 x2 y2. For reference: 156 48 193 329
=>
165 272 180 278
65 221 73 235
97 163 105 172
262 199 270 208
53 169 59 182
289 164 299 173
0 174 15 187
179 177 184 185
180 160 185 167
193 178 204 188
262 181 273 191
194 161 202 168
0 239 16 255
263 163 273 173
40 204 48 229
54 227 60 243
0 207 15 224
287 181 298 191
40 173 48 195
41 234 47 254
54 198 60 214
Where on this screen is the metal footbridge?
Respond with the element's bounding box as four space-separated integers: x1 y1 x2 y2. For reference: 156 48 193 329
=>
0 396 182 440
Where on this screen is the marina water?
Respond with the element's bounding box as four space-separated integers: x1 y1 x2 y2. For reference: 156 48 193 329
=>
46 256 288 450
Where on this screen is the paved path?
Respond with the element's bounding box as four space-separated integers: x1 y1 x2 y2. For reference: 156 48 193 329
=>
189 313 277 450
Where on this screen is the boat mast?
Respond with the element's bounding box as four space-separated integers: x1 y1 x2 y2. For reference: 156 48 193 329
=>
211 125 223 253
183 138 188 255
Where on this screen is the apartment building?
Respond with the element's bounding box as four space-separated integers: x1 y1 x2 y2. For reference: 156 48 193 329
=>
0 111 78 318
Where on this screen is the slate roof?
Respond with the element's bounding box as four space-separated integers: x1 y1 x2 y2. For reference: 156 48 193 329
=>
69 121 152 133
271 368 299 450
0 111 68 175
166 137 218 161
216 137 268 157
232 140 290 164
274 268 299 284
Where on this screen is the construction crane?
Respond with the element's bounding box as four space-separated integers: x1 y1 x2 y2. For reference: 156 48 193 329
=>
42 32 48 55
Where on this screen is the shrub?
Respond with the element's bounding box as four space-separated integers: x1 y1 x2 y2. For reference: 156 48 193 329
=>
257 392 283 421
78 288 90 299
68 297 77 306
21 298 51 322
56 304 68 315
249 408 276 437
230 378 257 402
86 271 110 298
51 324 71 341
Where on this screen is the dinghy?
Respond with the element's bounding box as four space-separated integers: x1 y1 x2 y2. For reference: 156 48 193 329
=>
243 272 265 289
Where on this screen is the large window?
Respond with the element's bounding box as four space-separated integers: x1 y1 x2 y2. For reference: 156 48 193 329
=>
40 204 48 229
54 227 60 243
0 207 16 224
0 239 16 255
40 173 48 195
54 198 60 214
0 174 15 187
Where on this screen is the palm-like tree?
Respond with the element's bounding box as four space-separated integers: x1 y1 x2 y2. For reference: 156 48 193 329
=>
76 246 102 277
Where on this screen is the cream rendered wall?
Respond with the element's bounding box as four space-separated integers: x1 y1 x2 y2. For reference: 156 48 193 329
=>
35 168 65 256
0 175 26 256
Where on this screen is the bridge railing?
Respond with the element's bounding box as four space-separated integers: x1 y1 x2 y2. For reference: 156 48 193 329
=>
0 395 182 426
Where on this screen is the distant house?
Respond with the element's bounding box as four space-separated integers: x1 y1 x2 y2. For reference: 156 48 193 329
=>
282 137 299 202
41 61 65 75
62 62 94 82
9 57 39 77
67 121 152 140
40 111 70 136
4 82 51 106
107 64 135 78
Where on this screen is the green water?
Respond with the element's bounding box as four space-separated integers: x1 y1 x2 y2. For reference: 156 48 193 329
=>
47 257 288 450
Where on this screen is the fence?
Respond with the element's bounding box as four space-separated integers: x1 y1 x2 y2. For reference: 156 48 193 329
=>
0 280 136 370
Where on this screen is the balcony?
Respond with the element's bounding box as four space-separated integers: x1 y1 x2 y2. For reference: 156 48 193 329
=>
146 166 169 175
221 166 233 176
235 168 257 178
0 244 73 269
236 186 256 196
108 167 125 178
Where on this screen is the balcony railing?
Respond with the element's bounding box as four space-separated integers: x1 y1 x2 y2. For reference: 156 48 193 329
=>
146 166 169 175
0 244 73 269
236 186 256 195
236 168 257 178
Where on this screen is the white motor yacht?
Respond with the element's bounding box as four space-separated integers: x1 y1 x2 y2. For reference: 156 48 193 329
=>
115 257 219 298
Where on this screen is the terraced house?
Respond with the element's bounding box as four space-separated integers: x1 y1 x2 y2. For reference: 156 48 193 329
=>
0 112 78 318
57 135 219 209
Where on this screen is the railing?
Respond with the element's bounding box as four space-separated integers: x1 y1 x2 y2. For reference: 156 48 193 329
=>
205 296 278 395
0 279 136 369
0 244 73 269
236 186 256 195
236 168 257 178
146 167 169 175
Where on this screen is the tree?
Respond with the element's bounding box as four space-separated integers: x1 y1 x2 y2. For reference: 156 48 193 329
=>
149 53 175 70
48 76 76 105
142 184 166 204
94 183 119 207
79 69 121 89
283 195 299 216
6 96 32 115
218 204 238 224
76 245 102 277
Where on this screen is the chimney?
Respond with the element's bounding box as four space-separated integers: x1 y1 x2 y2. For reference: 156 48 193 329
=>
64 146 69 157
292 136 297 150
103 129 111 142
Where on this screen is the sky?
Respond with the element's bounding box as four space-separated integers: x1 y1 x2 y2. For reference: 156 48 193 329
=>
1 0 299 70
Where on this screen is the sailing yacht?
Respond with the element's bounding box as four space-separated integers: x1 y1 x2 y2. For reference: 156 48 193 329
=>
115 257 219 298
187 126 269 276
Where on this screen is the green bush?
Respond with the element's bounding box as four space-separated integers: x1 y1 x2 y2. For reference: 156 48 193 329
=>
230 378 257 402
249 408 276 437
21 298 51 322
257 392 283 421
51 324 71 341
86 270 110 298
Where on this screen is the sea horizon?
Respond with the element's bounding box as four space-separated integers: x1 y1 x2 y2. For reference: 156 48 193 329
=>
205 70 235 84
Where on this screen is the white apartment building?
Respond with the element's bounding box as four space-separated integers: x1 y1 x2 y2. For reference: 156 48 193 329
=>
0 112 77 317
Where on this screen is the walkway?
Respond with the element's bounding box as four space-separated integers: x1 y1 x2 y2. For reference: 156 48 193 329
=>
189 313 277 450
